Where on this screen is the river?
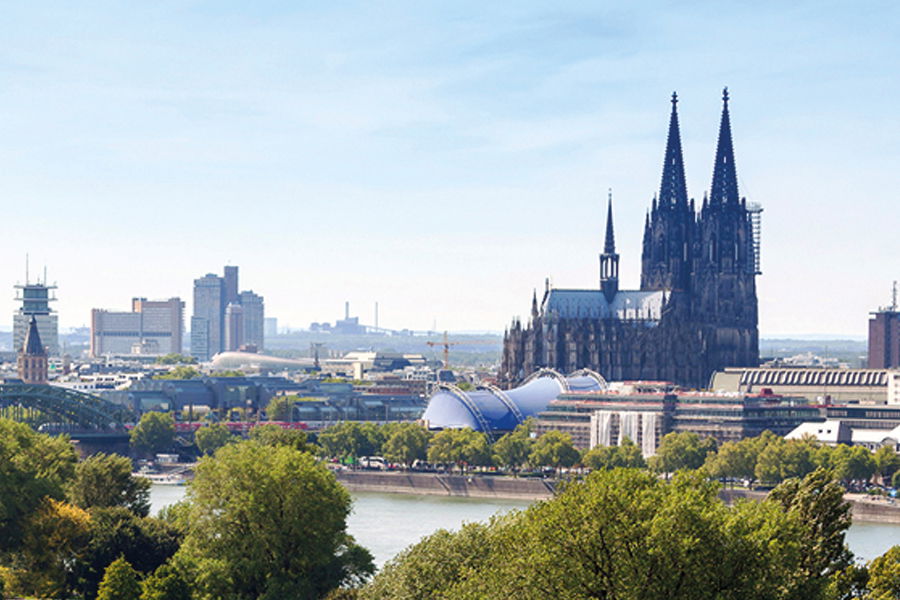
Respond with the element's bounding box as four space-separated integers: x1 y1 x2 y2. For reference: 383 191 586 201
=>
149 485 899 567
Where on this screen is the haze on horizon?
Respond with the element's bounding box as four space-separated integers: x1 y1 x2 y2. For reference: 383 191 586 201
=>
1 2 897 338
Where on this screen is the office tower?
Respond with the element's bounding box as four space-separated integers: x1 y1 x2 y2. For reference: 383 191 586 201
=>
224 265 239 306
18 316 48 384
90 297 184 357
868 286 900 368
191 273 224 360
264 317 278 339
224 303 244 351
239 290 265 350
13 270 59 356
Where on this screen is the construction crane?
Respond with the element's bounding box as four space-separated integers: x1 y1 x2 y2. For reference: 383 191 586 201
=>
425 331 495 369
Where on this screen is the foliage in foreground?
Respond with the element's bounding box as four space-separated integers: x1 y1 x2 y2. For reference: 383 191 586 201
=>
176 441 374 599
364 468 858 600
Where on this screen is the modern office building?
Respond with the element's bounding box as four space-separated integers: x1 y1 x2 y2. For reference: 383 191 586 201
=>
868 290 900 368
191 274 225 361
190 266 265 359
532 383 821 454
224 303 244 351
239 290 264 349
710 367 900 405
223 266 239 306
264 317 278 339
13 274 59 356
91 298 184 357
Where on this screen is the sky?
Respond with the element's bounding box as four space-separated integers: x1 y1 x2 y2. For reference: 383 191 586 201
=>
0 1 897 337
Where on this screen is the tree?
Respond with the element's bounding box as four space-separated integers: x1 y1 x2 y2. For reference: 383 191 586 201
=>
705 439 756 485
363 469 808 600
130 412 176 457
866 544 900 600
768 468 853 599
382 423 431 466
154 366 201 380
492 422 534 471
0 418 77 552
155 354 197 365
650 431 717 475
97 556 142 600
249 423 310 452
2 498 92 599
140 562 192 600
177 441 374 598
583 437 646 471
194 423 233 456
528 431 580 469
363 517 511 600
71 507 183 599
893 470 900 490
266 395 295 421
426 428 492 468
873 446 900 483
831 445 876 484
319 422 386 460
68 452 151 516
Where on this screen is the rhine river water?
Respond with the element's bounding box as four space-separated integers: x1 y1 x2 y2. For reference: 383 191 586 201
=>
150 485 899 568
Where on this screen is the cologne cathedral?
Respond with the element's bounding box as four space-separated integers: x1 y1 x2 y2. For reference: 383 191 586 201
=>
500 89 761 390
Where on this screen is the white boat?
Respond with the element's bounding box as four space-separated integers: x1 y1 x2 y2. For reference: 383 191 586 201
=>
134 472 187 486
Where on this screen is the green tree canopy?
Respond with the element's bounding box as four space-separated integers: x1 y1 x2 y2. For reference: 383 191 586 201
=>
528 430 580 468
130 412 176 457
266 395 295 421
768 467 853 598
426 428 492 467
582 437 646 471
155 354 197 365
364 468 840 600
319 422 386 460
177 441 374 598
866 544 900 600
382 423 432 466
140 562 192 600
71 506 183 600
153 366 201 380
492 421 534 470
249 423 310 452
67 452 151 516
97 556 142 600
873 445 900 482
649 431 717 474
194 423 233 456
0 418 77 552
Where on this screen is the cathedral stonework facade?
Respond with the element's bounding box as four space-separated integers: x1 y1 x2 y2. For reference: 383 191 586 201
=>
500 90 760 390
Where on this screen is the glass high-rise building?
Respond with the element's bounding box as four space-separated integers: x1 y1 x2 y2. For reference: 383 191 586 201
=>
191 274 224 360
239 290 265 350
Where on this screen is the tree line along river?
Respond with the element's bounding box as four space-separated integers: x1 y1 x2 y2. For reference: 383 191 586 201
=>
149 485 900 568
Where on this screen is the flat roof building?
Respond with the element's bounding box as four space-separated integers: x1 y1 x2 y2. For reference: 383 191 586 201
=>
91 298 184 357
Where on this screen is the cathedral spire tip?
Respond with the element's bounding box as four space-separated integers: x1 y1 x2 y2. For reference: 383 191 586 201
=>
604 191 616 254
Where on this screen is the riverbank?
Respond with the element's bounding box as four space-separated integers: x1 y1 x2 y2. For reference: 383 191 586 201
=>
336 471 900 524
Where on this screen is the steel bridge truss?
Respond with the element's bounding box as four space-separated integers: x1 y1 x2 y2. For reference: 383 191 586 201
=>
0 383 133 431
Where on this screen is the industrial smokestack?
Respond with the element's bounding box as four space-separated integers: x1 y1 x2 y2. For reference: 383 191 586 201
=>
345 301 349 320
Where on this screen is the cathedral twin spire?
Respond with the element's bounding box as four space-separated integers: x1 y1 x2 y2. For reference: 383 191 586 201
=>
656 87 739 210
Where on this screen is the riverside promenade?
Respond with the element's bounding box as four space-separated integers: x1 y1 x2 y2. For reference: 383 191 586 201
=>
335 470 900 524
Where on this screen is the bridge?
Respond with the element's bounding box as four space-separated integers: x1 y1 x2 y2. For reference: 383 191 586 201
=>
0 383 134 439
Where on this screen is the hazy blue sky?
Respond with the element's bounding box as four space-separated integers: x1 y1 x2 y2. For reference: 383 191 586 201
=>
1 2 897 336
